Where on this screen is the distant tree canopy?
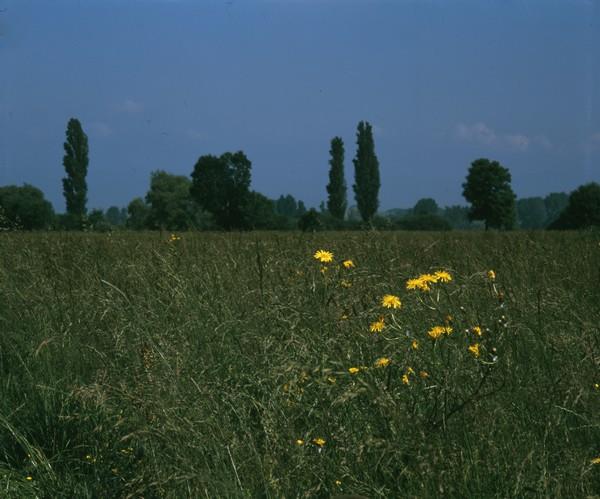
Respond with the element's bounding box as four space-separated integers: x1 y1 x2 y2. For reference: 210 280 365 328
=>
275 194 307 219
413 198 439 216
544 192 569 226
145 171 199 230
442 205 473 229
326 137 347 220
105 206 128 226
549 182 600 230
0 184 54 230
462 158 516 230
246 191 278 229
62 118 89 228
517 197 547 229
353 121 380 223
190 151 252 230
126 197 150 230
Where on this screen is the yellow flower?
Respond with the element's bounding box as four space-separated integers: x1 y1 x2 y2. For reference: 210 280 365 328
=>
295 439 305 446
369 317 385 333
26 476 33 481
470 326 483 337
374 357 391 368
314 250 334 263
468 343 481 358
342 259 355 269
335 479 342 486
591 456 600 465
419 370 429 379
312 437 326 447
411 339 419 350
434 270 452 283
340 314 348 320
428 325 453 339
407 367 415 375
348 367 360 374
420 273 438 284
168 233 181 242
381 294 402 309
594 383 600 390
402 374 410 385
487 270 496 280
406 274 435 291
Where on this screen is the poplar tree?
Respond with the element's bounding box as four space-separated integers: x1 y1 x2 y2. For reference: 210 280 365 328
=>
352 121 380 223
326 137 347 220
62 118 89 227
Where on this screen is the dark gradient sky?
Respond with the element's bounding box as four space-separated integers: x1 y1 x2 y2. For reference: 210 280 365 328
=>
1 0 599 212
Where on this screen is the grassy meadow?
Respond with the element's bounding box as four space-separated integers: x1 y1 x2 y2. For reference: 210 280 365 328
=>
0 230 599 498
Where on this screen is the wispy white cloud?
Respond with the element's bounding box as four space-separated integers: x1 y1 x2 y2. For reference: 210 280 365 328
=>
455 122 552 151
456 122 497 145
533 135 552 150
118 99 144 113
186 129 205 140
88 122 112 138
505 134 530 151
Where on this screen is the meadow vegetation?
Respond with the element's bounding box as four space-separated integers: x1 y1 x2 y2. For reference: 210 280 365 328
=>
0 230 599 497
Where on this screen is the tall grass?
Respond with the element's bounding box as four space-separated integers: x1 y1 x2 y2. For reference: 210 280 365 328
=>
0 230 599 497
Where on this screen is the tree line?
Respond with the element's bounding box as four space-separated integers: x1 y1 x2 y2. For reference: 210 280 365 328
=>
1 117 599 231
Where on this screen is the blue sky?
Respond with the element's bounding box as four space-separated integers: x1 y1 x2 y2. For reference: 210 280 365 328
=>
1 0 599 212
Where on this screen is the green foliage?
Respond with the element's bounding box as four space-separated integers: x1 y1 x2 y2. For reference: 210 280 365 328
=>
462 158 516 230
413 197 439 216
246 191 278 229
517 197 547 229
145 171 199 230
62 118 89 228
394 213 452 231
0 184 54 230
549 182 600 230
544 191 569 226
352 121 380 223
105 206 127 227
190 151 252 230
275 194 298 218
0 232 599 497
442 205 473 229
326 137 347 220
298 208 322 231
126 197 149 230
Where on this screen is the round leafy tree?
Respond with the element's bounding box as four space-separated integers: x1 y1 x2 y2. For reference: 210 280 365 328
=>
462 158 516 230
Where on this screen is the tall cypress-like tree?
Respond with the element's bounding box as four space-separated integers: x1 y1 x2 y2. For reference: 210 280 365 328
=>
62 118 89 226
352 121 380 223
326 137 347 220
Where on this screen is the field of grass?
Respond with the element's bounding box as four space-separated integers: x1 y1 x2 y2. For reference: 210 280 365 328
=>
0 230 599 498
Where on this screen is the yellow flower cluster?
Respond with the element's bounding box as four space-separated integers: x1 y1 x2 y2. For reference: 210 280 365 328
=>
314 250 334 263
468 343 481 358
168 233 181 242
427 325 453 339
470 326 483 337
406 270 452 291
381 294 402 309
370 317 385 333
295 437 326 447
374 357 391 368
